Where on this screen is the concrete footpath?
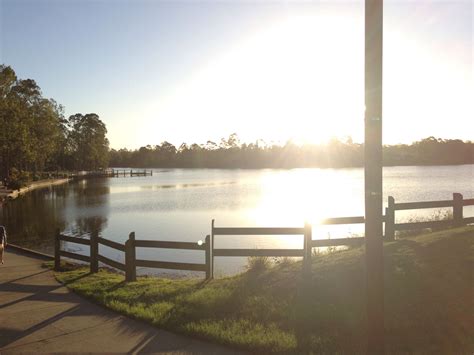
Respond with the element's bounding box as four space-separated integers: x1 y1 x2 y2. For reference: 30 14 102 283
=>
0 249 241 354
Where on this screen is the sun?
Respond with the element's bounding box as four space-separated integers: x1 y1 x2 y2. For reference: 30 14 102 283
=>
151 12 365 146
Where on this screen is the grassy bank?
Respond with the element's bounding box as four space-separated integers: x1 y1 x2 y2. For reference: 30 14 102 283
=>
51 226 474 353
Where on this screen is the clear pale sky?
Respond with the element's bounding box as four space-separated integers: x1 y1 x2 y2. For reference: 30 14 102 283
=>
1 0 472 149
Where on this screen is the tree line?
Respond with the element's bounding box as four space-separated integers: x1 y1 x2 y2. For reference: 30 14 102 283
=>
110 134 474 169
1 64 472 183
0 65 109 187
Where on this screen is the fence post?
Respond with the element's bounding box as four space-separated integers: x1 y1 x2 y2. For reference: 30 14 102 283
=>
453 193 463 227
385 196 395 240
205 234 212 280
303 223 312 278
54 228 61 271
125 232 136 282
90 230 99 273
210 219 215 279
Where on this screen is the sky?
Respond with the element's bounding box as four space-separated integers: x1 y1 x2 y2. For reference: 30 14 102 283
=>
1 0 472 149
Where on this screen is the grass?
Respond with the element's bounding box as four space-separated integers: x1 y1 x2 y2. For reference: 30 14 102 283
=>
49 226 474 353
396 208 454 237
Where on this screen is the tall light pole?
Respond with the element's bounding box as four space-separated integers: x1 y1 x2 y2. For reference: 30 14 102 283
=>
365 0 384 353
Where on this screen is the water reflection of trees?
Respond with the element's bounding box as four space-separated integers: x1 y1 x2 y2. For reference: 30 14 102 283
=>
0 180 111 254
0 185 69 253
71 179 110 207
61 180 110 238
69 215 108 238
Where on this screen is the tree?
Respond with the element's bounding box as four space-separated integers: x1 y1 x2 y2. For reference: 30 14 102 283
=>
0 65 19 178
0 65 64 179
68 113 109 170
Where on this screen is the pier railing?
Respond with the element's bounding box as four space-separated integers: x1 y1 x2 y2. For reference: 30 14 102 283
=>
54 192 473 281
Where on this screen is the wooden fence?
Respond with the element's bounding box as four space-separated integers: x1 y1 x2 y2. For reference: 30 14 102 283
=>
384 193 474 239
55 193 473 281
55 231 210 281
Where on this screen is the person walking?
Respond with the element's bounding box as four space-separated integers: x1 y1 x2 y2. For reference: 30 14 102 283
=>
0 225 7 264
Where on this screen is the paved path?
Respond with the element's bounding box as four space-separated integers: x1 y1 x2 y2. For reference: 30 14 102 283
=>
0 249 241 354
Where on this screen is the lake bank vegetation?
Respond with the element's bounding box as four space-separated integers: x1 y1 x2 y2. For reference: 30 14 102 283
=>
110 134 474 169
0 65 109 188
50 226 474 353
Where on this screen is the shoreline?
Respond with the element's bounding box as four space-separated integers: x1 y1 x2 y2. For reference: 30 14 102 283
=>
0 177 71 203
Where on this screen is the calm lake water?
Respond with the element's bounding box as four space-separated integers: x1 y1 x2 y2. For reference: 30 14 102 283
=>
1 165 473 276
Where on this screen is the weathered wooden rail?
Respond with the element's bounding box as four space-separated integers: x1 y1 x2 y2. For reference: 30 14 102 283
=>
55 192 473 281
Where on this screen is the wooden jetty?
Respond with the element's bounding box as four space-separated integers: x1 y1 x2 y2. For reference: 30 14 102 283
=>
109 169 153 177
72 169 153 179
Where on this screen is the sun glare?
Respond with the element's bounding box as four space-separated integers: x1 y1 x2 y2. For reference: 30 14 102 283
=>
139 7 471 148
151 13 364 145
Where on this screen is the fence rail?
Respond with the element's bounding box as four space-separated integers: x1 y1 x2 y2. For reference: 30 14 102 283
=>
98 236 125 251
320 216 366 225
59 235 91 246
463 198 474 206
212 227 305 235
135 259 207 272
311 237 366 247
98 254 126 271
213 249 305 257
134 240 206 250
58 250 91 263
393 200 454 210
54 192 473 281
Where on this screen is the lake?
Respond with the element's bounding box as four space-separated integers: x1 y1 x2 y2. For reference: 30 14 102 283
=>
1 165 473 276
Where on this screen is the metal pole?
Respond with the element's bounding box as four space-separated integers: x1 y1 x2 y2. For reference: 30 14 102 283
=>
365 0 384 353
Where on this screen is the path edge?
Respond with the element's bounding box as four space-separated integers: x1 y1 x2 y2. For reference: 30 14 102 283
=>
7 243 54 261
